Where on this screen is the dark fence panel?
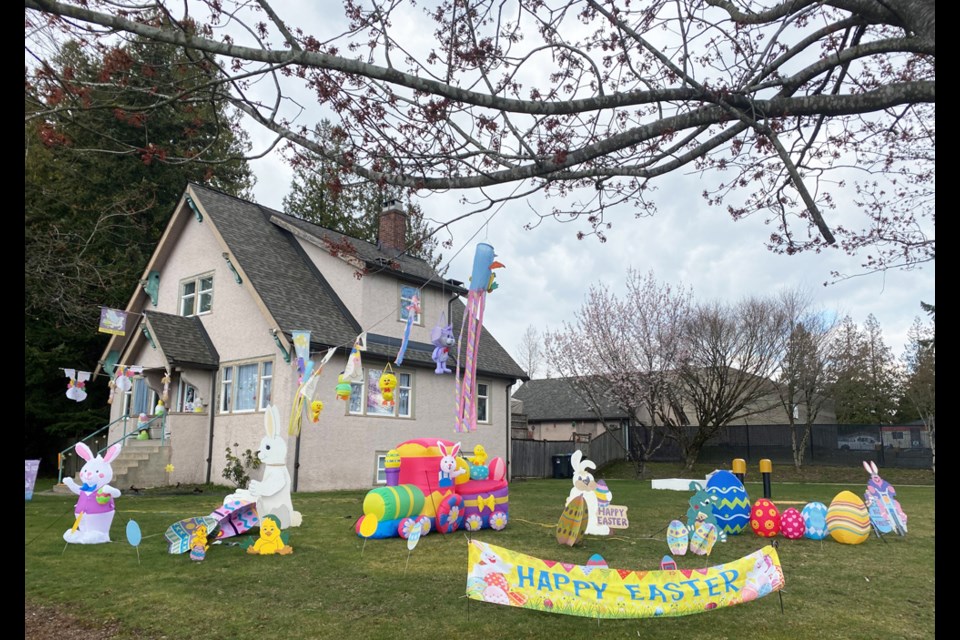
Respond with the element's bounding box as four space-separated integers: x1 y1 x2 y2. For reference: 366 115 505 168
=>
512 423 933 478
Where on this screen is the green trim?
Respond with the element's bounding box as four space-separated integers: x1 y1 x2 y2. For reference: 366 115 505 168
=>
142 270 160 306
141 324 157 349
186 194 203 222
222 253 243 284
272 332 291 363
103 350 120 376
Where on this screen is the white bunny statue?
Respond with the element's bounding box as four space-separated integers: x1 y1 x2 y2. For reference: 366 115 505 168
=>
63 442 122 544
224 405 302 529
564 450 609 535
437 441 467 488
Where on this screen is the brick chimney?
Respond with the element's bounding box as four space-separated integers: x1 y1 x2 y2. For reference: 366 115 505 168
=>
378 199 408 254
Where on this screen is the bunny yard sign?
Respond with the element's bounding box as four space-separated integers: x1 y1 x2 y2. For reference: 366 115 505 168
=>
556 451 629 546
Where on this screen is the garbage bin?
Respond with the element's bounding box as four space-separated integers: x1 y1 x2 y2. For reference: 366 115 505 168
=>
552 453 573 479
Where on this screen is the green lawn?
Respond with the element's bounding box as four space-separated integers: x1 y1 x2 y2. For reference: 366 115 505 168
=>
25 467 934 640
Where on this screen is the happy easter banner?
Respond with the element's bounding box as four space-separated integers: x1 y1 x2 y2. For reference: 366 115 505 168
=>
466 540 784 619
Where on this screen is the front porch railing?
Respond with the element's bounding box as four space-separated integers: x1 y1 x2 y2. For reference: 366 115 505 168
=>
56 413 168 484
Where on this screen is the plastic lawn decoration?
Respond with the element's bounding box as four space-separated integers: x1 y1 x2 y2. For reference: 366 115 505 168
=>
667 520 689 555
686 481 726 542
564 450 627 536
430 313 456 374
224 405 302 529
706 470 751 535
863 460 907 536
826 491 871 544
165 516 219 554
466 540 785 618
190 523 211 561
454 243 503 432
379 363 398 406
62 442 122 544
165 499 258 554
556 495 586 546
247 514 293 555
126 520 143 564
395 295 420 365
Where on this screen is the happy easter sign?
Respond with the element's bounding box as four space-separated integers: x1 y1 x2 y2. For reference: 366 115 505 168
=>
466 540 783 619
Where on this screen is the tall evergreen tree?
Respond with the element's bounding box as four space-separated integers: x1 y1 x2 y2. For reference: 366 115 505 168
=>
25 34 253 469
283 122 443 269
827 315 899 424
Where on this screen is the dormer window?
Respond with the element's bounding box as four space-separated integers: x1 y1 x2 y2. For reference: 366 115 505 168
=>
180 274 213 316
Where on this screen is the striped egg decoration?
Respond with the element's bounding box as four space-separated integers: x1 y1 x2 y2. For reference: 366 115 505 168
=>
706 470 751 535
826 490 871 544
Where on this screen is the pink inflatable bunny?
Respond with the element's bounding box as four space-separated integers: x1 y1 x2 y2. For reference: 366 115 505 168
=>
63 442 122 544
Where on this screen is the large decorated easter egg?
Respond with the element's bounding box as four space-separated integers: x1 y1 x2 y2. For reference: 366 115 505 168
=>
780 507 806 539
826 491 871 544
595 479 612 507
487 457 506 481
801 502 829 540
750 498 781 538
556 495 586 546
666 519 689 555
706 470 751 535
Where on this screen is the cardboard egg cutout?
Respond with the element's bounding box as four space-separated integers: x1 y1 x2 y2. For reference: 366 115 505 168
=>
706 470 751 535
557 495 586 546
780 507 806 539
801 502 829 540
750 498 781 538
689 522 718 556
667 519 689 555
826 490 871 544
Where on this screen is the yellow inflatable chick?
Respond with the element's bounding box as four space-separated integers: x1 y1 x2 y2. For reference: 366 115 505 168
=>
309 400 324 422
379 371 397 406
469 444 488 467
248 515 293 555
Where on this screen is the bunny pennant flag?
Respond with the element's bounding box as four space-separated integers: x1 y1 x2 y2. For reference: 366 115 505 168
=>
64 368 91 402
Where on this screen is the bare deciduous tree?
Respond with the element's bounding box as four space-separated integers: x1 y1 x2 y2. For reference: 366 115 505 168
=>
515 325 544 381
24 0 934 274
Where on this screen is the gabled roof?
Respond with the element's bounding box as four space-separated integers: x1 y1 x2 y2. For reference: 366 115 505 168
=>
143 310 219 370
512 377 629 421
185 183 526 380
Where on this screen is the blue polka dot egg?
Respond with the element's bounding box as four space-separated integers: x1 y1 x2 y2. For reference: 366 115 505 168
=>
469 462 489 480
706 470 751 535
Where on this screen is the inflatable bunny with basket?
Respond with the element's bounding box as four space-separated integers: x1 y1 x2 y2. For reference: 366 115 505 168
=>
63 442 122 544
224 405 302 529
565 450 609 535
863 460 907 536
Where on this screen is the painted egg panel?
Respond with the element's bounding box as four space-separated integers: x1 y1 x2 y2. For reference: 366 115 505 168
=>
487 457 506 481
780 507 806 539
706 470 751 535
750 498 781 538
667 519 689 556
557 495 586 546
689 522 718 556
801 502 829 540
826 490 871 544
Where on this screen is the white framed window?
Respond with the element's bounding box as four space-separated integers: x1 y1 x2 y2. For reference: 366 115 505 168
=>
258 361 273 410
477 381 490 423
180 274 213 317
218 359 273 414
399 285 422 325
346 367 414 418
375 451 388 485
177 380 201 412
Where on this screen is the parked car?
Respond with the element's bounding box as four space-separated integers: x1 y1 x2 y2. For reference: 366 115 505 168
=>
838 435 880 451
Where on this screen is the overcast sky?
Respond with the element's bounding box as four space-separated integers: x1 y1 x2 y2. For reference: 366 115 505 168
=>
247 150 933 373
226 1 933 374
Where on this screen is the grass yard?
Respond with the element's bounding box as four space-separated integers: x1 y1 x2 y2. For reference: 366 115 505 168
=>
25 465 934 640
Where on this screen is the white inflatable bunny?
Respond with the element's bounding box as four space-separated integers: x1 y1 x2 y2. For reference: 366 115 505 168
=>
564 450 609 535
63 442 122 544
225 405 302 529
437 441 466 488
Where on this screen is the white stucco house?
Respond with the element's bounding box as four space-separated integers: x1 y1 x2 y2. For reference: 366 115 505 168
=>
96 183 527 492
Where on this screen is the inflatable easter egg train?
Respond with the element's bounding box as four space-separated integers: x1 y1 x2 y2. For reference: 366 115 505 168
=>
355 438 508 539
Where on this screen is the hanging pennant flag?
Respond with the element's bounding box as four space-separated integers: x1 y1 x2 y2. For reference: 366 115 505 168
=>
289 347 337 435
395 295 420 365
342 333 367 381
98 307 129 336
